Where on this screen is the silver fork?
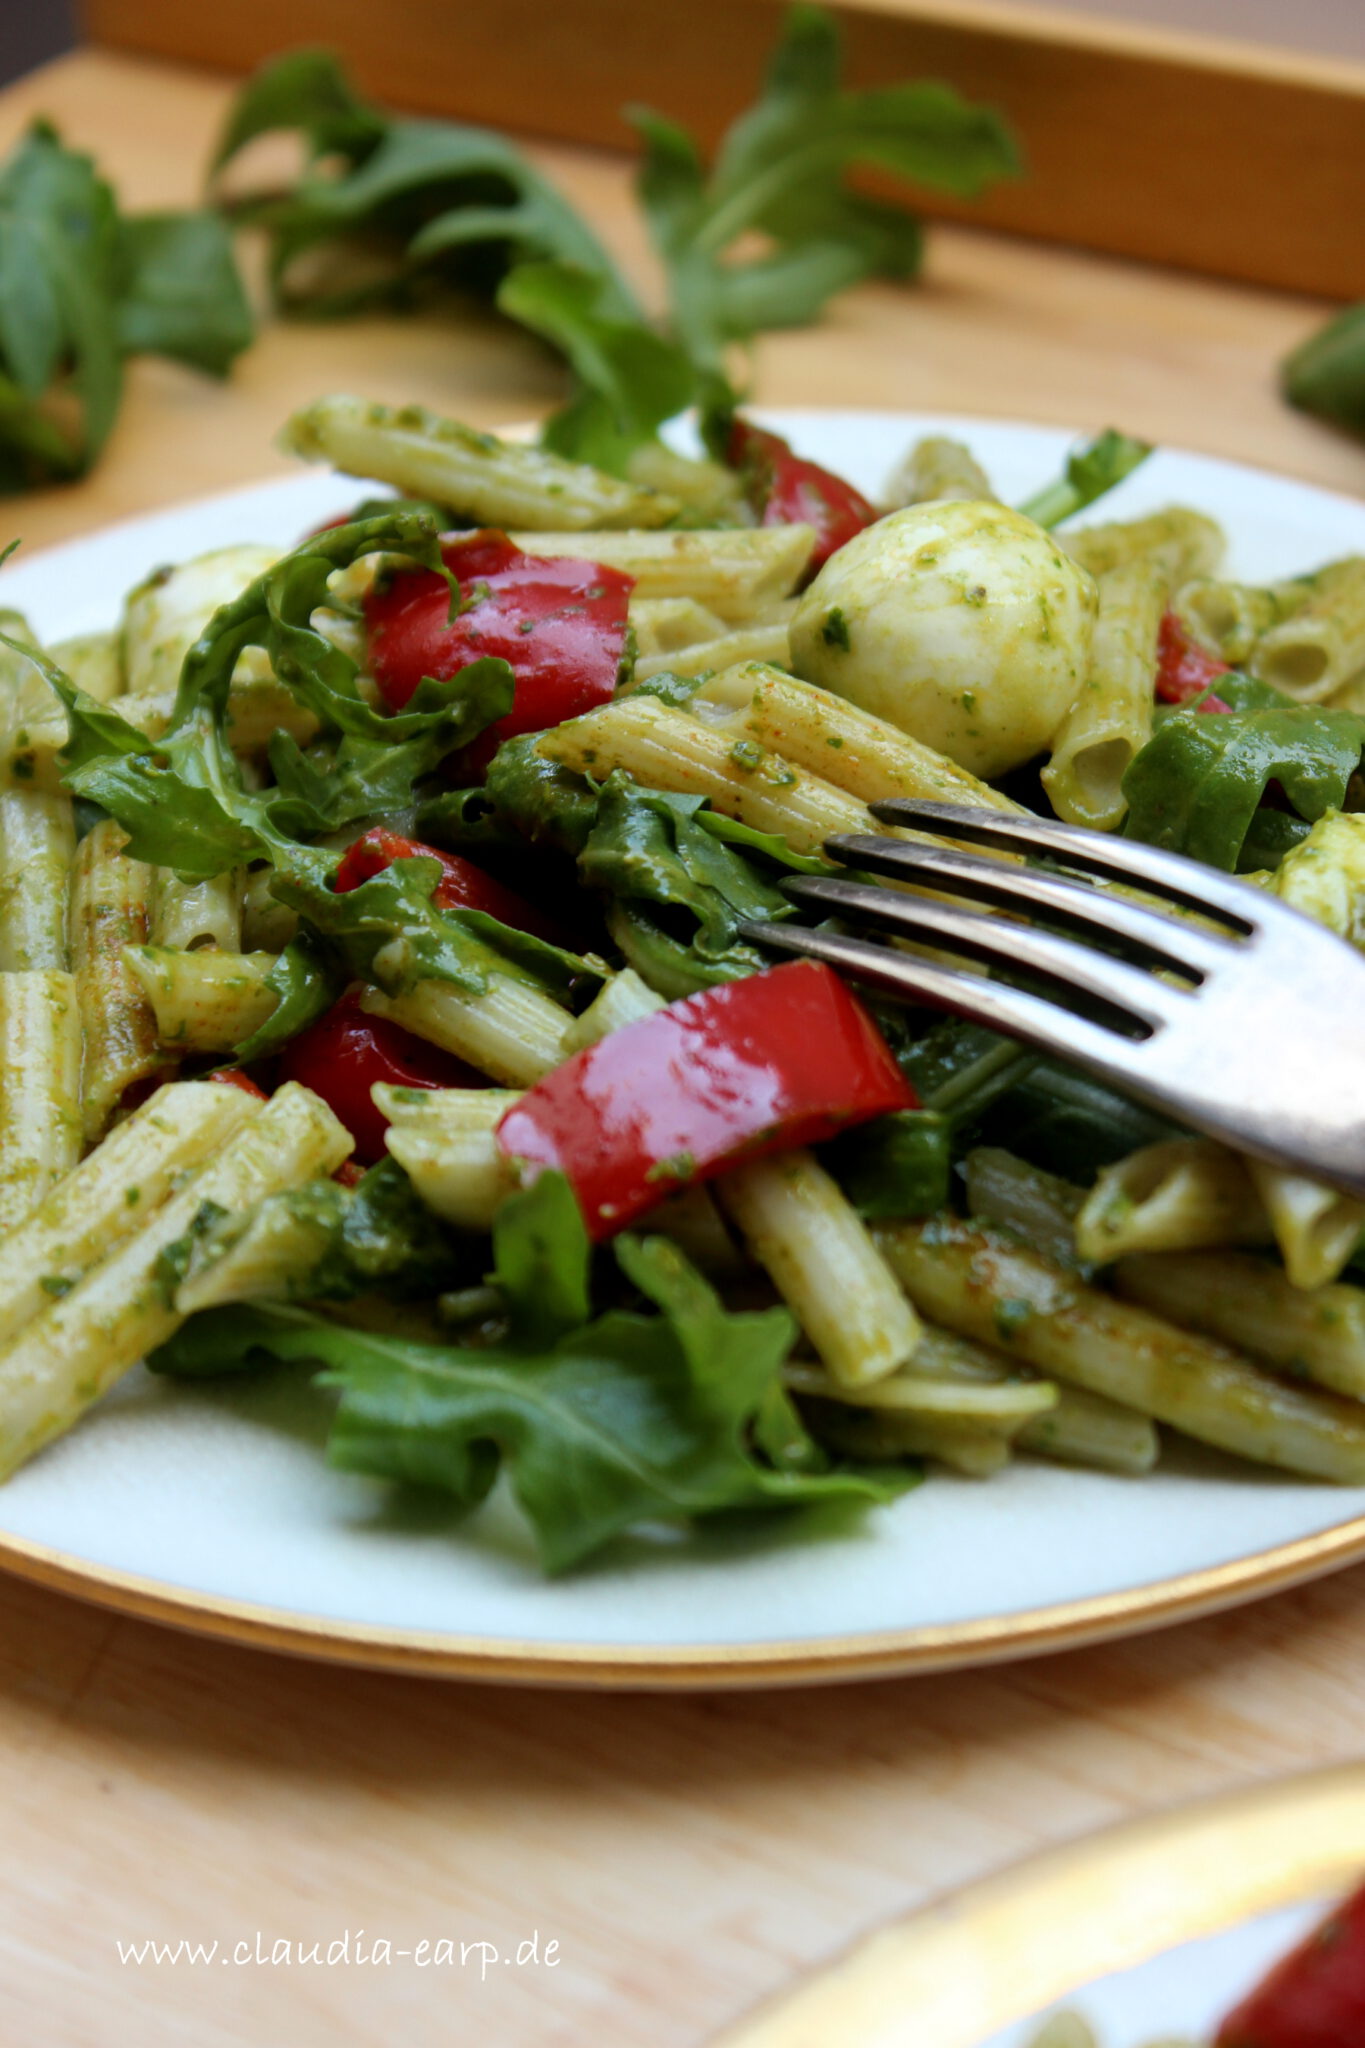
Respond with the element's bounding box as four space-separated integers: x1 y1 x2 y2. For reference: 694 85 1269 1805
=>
739 798 1365 1199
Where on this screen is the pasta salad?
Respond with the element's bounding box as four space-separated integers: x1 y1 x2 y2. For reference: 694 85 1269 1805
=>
2 397 1365 1571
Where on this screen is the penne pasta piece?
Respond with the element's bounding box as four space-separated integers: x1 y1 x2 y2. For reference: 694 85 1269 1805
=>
282 395 681 530
385 1125 517 1233
628 597 730 657
561 968 664 1051
716 1149 922 1387
0 608 59 727
622 439 744 521
46 631 124 704
1042 559 1165 830
241 866 301 952
374 1085 520 1135
538 694 873 854
1074 1138 1270 1264
121 545 281 699
883 436 996 510
876 1214 1365 1483
1059 508 1224 583
361 975 575 1088
1246 1160 1365 1290
150 868 245 954
1252 557 1365 702
0 1081 351 1480
0 788 75 971
1114 1250 1365 1401
962 1147 1086 1272
174 1184 345 1314
785 1357 1056 1426
123 947 279 1054
0 972 82 1232
8 680 320 793
508 525 815 619
1174 577 1311 667
71 821 166 1140
809 1401 1012 1477
633 622 792 683
0 1080 260 1345
690 662 1022 813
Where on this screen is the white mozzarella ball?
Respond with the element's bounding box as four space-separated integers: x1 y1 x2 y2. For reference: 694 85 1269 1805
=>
789 501 1097 778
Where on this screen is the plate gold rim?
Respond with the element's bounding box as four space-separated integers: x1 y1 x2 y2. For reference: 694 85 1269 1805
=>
3 1504 1365 1686
710 1763 1365 2044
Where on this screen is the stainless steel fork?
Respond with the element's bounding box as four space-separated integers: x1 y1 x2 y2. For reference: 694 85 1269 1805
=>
739 798 1365 1199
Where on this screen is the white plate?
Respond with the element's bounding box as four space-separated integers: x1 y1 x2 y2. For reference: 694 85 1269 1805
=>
714 1764 1365 2045
3 410 1365 1687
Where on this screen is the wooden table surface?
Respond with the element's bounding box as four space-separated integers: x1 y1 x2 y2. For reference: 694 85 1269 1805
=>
3 46 1365 2048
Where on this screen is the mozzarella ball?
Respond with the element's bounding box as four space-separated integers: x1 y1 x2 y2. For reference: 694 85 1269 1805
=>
789 501 1097 778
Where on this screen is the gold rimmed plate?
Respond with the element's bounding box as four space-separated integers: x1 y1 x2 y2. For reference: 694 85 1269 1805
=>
3 413 1365 1686
713 1765 1365 2044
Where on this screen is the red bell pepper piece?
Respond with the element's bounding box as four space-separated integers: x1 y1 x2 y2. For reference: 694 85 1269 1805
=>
334 827 567 946
1157 611 1233 714
363 532 633 776
277 990 480 1163
207 1069 269 1100
726 418 878 579
495 959 917 1240
1216 1880 1365 2048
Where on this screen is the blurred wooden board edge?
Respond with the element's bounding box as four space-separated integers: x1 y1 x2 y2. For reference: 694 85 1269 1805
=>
81 0 1365 302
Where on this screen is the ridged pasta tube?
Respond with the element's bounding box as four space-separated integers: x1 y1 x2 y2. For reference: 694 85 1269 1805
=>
1174 577 1311 667
0 1081 351 1480
691 663 1023 814
1246 1160 1365 1291
508 526 815 619
0 609 59 728
629 597 729 657
71 821 165 1140
538 695 873 855
46 631 124 704
1253 558 1365 701
9 682 320 793
1114 1250 1365 1401
1074 1138 1270 1264
1042 559 1166 830
121 545 281 699
882 436 996 510
877 1214 1365 1483
1060 508 1224 583
716 1150 922 1386
0 1080 259 1345
633 622 792 683
0 972 82 1232
0 789 74 971
962 1147 1085 1272
149 869 245 954
361 976 575 1088
123 947 279 1053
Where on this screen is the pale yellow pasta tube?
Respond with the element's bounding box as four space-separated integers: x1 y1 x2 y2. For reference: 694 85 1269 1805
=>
877 1214 1365 1483
8 681 320 794
629 597 729 657
811 1402 1011 1477
281 395 680 530
1074 1138 1270 1264
0 972 82 1232
633 623 792 684
150 869 245 954
0 1082 351 1479
1042 559 1165 830
690 663 1022 814
785 1357 1056 1427
71 821 165 1140
0 789 74 971
1246 1160 1365 1290
1114 1250 1365 1401
123 947 279 1054
0 1080 259 1345
47 630 125 704
1174 578 1310 667
121 545 281 699
361 976 575 1088
0 609 58 727
1060 508 1224 583
717 1151 922 1387
539 695 873 854
384 1126 518 1233
882 436 995 509
1253 557 1365 701
508 526 815 619
962 1147 1084 1271
241 867 300 952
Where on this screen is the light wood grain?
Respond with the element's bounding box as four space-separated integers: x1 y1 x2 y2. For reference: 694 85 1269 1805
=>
83 0 1365 298
2 46 1365 2048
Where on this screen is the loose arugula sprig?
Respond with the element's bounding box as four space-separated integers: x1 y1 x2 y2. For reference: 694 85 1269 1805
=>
0 121 252 492
1282 303 1365 439
149 1170 901 1571
211 9 1018 475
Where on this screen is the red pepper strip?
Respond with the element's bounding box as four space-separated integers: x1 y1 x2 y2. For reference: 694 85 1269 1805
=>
335 827 568 946
495 960 917 1241
1157 611 1233 714
1215 1880 1365 2048
277 990 481 1163
726 418 878 580
364 530 633 776
207 1069 269 1100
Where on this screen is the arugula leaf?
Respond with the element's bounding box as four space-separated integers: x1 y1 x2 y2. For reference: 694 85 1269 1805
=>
233 932 342 1062
210 47 388 172
0 121 252 492
1282 303 1365 438
148 1171 896 1570
1016 429 1153 529
821 1110 951 1220
1122 704 1365 872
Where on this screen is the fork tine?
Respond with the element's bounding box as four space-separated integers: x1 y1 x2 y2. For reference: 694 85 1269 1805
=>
868 800 1259 931
780 874 1182 1033
738 918 1151 1085
823 835 1234 977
